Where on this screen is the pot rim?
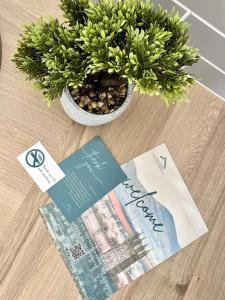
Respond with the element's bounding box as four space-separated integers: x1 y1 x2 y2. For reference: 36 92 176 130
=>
63 82 135 119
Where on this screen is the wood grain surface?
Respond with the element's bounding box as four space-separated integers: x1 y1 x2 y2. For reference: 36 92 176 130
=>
0 1 225 299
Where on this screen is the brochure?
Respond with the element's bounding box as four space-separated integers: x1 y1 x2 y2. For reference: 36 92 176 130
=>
40 144 208 300
47 137 127 222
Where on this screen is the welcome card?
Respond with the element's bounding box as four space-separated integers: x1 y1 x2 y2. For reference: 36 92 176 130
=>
41 144 208 300
48 137 127 223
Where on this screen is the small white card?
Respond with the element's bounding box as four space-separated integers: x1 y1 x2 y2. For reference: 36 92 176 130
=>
17 142 65 192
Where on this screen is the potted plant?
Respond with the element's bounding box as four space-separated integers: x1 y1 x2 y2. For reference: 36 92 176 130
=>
13 0 199 126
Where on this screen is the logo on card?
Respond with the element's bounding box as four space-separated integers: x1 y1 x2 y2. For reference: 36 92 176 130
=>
159 156 167 169
153 153 167 175
25 149 45 168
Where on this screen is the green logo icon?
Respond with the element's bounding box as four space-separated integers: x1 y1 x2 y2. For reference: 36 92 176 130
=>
25 149 45 168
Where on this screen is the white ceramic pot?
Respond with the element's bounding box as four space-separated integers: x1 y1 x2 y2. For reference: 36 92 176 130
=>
60 83 135 126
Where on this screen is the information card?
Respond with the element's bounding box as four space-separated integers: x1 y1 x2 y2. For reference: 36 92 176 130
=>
47 137 127 222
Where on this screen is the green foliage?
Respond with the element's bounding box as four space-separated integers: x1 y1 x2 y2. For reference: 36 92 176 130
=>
60 0 90 25
13 0 199 105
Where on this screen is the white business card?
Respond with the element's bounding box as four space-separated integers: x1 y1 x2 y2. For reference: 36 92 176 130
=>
17 142 65 192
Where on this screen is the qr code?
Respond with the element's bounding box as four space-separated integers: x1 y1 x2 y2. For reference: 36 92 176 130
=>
69 244 85 260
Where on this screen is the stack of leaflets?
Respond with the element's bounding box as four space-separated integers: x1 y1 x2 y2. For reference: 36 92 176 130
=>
40 142 207 300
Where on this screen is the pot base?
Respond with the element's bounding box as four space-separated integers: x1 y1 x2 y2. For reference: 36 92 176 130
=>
60 83 134 126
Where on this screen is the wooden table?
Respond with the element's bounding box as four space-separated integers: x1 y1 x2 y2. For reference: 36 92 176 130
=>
1 1 225 299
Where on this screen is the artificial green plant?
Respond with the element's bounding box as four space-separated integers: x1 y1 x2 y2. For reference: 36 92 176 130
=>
13 0 199 105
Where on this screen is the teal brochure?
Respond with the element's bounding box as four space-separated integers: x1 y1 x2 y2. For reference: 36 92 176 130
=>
47 137 127 223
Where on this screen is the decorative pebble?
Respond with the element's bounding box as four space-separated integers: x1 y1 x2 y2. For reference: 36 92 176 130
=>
80 95 86 102
121 88 127 96
70 75 128 115
71 89 78 96
91 101 97 108
89 90 97 98
98 101 104 108
84 96 91 105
